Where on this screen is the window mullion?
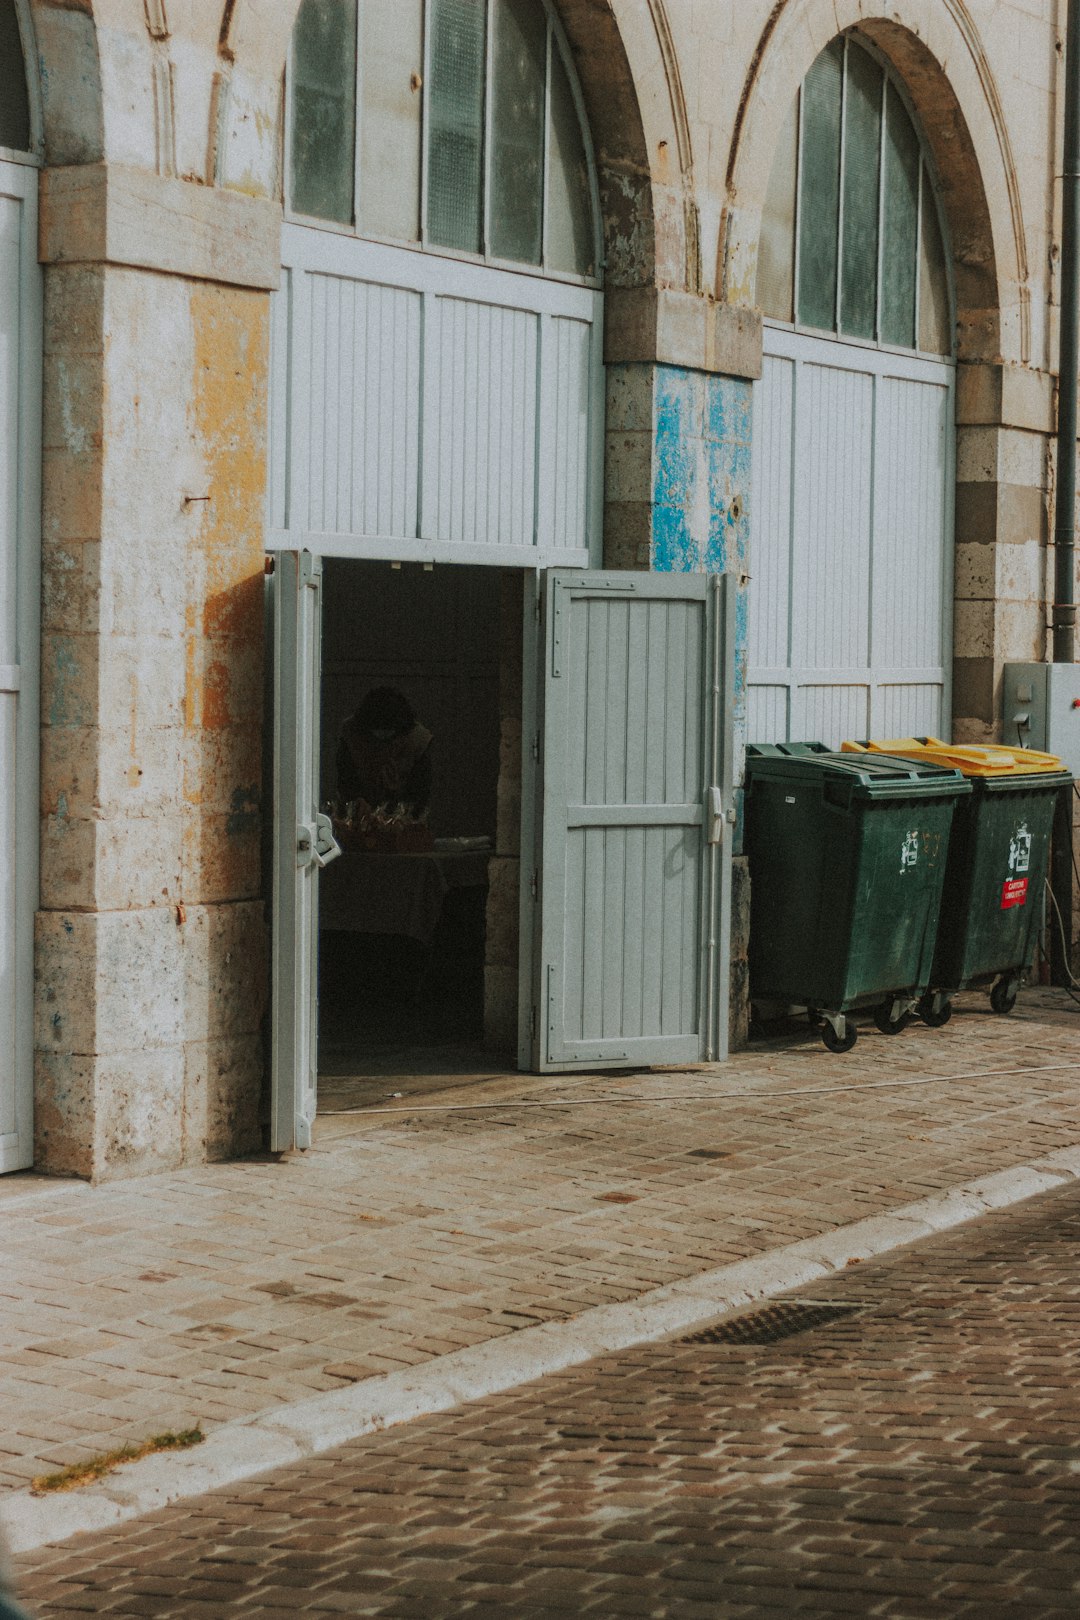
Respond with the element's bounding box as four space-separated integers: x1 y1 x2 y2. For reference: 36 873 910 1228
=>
914 157 925 351
352 0 363 228
835 35 849 335
420 0 432 247
792 84 804 324
542 12 553 272
482 0 495 258
874 66 887 344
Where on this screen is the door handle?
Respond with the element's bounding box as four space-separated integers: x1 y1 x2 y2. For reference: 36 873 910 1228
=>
297 814 342 869
313 812 342 868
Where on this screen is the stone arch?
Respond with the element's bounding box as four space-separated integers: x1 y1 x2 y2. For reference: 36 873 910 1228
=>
26 0 105 165
721 1 1024 364
217 0 702 295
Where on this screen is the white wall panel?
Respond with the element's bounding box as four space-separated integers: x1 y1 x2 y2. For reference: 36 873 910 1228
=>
878 682 942 740
429 298 537 549
0 159 39 1173
749 325 953 749
548 315 592 551
271 228 602 567
796 362 873 673
873 375 950 672
749 352 794 672
306 275 422 539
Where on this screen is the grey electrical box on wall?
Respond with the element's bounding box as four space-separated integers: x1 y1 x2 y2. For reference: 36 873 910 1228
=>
1003 663 1080 777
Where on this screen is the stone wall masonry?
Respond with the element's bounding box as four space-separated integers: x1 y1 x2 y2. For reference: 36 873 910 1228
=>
35 234 270 1180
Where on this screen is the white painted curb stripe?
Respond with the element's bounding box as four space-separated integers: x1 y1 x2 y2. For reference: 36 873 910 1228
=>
6 1146 1080 1555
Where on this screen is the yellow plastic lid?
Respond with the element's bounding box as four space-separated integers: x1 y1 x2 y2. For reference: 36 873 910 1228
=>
840 736 1064 776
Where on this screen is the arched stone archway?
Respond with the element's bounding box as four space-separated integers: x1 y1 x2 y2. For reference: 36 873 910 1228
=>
720 1 1022 369
724 4 1049 763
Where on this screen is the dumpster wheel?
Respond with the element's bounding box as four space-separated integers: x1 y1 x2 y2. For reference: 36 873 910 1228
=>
873 998 914 1036
916 990 953 1028
819 1014 857 1053
990 976 1019 1015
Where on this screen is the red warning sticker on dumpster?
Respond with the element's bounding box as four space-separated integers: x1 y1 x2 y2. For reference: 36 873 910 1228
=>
1001 878 1028 909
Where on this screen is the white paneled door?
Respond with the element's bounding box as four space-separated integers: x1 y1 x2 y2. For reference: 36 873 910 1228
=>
525 571 735 1072
748 324 954 748
0 157 40 1173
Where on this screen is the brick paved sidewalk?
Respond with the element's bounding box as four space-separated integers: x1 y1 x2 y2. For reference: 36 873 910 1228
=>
1 991 1079 1497
16 1171 1080 1616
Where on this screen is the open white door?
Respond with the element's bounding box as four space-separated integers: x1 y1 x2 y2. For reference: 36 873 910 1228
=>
0 158 40 1173
524 570 734 1072
270 550 340 1151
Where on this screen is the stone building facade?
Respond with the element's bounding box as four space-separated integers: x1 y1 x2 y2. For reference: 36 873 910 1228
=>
0 0 1071 1181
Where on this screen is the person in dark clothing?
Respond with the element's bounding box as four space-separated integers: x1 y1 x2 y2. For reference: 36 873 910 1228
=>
336 686 433 818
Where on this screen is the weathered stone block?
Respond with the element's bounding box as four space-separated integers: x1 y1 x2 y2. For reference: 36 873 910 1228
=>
33 1053 95 1180
184 1036 263 1164
35 907 185 1057
181 901 267 1044
94 1047 186 1180
181 811 262 905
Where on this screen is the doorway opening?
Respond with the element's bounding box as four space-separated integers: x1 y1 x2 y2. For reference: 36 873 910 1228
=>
315 560 523 1111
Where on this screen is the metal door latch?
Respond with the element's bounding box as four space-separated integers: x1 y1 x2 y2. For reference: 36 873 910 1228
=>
705 786 725 845
297 813 342 869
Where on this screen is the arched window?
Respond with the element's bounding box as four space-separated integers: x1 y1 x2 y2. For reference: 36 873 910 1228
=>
288 0 598 280
0 0 31 153
757 36 951 355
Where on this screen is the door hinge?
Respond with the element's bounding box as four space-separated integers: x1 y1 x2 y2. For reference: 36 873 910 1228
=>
529 868 539 901
530 1004 538 1042
531 731 540 763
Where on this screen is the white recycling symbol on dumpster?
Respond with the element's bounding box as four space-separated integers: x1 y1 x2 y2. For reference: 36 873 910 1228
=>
900 830 919 872
1009 822 1032 874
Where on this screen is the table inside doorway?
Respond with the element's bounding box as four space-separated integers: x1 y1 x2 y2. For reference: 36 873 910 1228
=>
319 848 491 946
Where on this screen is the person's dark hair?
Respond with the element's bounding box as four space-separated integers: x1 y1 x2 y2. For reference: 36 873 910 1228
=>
356 686 415 736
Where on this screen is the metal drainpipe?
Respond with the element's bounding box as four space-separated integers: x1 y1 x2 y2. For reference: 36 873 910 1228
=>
1051 0 1080 983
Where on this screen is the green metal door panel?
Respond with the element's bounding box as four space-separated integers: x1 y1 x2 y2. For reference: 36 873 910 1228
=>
270 550 340 1152
531 571 733 1071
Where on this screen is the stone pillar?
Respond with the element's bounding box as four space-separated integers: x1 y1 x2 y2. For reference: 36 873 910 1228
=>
33 165 280 1179
952 362 1054 744
603 289 763 1048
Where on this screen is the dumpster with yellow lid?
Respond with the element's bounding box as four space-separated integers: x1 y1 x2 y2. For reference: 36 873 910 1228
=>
843 736 1072 1022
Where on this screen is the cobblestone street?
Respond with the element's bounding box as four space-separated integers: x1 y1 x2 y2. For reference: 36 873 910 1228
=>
14 1174 1080 1617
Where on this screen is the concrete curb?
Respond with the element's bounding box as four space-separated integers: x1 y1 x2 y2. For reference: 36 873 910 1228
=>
6 1144 1080 1554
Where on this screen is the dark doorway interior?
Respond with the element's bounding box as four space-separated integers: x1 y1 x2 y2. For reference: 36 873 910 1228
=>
317 560 512 1098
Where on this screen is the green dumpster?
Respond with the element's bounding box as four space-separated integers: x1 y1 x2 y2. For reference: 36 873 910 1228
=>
745 743 970 1052
842 738 1072 1023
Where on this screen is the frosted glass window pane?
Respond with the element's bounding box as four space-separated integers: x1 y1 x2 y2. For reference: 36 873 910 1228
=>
359 0 423 242
490 0 546 265
427 0 486 253
758 95 797 321
840 44 882 340
919 174 951 353
881 82 919 348
290 0 357 225
546 42 594 276
0 1 30 152
797 41 843 333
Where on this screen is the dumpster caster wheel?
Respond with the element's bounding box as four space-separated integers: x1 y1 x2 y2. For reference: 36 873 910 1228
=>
874 999 913 1036
990 977 1019 1015
821 1018 857 1054
917 991 953 1028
